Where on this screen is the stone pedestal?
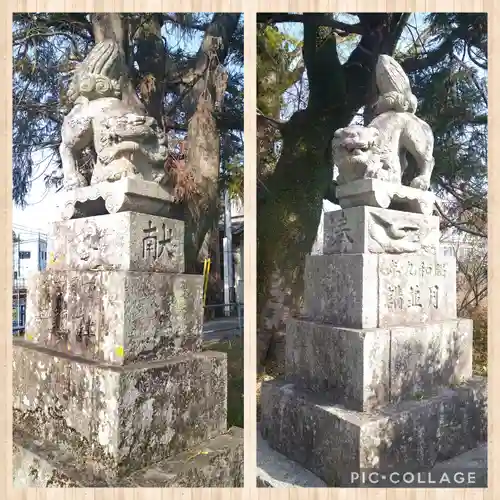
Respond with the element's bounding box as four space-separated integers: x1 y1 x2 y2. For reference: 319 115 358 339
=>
259 199 487 487
13 182 243 487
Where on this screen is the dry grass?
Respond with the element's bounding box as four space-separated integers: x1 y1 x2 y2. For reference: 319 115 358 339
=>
469 305 488 376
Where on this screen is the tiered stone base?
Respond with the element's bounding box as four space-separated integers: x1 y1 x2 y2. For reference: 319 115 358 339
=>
14 427 243 487
258 200 487 488
13 339 229 481
259 377 486 486
285 318 473 410
14 192 243 487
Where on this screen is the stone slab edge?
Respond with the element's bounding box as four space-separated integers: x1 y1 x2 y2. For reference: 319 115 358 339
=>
257 435 487 488
256 427 327 487
13 427 243 488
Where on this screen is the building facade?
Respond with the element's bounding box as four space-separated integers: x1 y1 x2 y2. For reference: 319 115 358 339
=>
13 229 48 333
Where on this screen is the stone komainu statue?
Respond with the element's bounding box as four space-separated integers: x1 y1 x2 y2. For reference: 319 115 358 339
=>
333 55 435 191
60 40 168 189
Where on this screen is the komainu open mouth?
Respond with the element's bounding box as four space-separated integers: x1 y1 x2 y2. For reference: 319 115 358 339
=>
344 144 369 153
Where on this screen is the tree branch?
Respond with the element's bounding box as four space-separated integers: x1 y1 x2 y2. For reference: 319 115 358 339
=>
384 13 410 54
166 14 240 93
401 38 454 73
13 30 80 51
400 19 481 73
434 201 486 238
164 14 210 31
257 108 286 130
257 13 364 35
14 13 94 42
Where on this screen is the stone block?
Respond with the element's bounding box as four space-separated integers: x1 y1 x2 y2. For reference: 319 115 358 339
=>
259 377 487 486
285 318 472 410
55 177 181 220
323 206 440 256
378 254 456 327
13 340 227 478
304 253 378 329
285 318 391 411
25 269 203 364
390 319 473 403
257 435 487 488
13 427 243 487
303 254 457 329
336 178 436 216
50 212 184 273
123 427 244 487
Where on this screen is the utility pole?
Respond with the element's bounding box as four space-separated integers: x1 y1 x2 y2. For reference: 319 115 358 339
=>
223 188 234 317
15 233 20 333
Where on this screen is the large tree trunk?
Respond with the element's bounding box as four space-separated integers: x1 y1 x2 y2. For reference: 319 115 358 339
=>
257 110 349 370
133 14 167 126
256 24 305 184
183 70 226 273
180 14 241 273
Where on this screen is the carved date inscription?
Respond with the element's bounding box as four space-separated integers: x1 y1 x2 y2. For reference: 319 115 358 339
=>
429 285 439 309
386 284 423 310
380 259 448 278
379 257 451 321
387 284 404 310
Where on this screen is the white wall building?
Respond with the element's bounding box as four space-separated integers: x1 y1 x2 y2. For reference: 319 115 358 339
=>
13 229 48 287
229 197 244 303
216 194 244 313
12 229 48 332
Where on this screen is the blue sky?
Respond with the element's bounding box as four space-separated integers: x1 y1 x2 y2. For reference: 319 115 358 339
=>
277 13 486 121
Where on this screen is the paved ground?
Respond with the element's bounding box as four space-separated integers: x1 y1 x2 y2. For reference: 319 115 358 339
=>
202 317 243 342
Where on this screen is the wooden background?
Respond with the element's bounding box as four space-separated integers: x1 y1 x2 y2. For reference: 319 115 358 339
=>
0 0 497 498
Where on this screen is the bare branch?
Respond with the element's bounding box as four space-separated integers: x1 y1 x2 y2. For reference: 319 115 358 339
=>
164 14 210 32
257 13 364 36
401 37 454 72
257 108 287 130
434 201 486 238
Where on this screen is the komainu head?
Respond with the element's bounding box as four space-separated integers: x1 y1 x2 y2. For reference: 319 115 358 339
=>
67 40 124 103
332 126 382 184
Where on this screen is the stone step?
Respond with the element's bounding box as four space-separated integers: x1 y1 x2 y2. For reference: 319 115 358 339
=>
13 340 227 479
259 377 486 486
431 442 487 486
257 434 487 488
13 426 243 487
285 317 472 411
257 430 327 487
